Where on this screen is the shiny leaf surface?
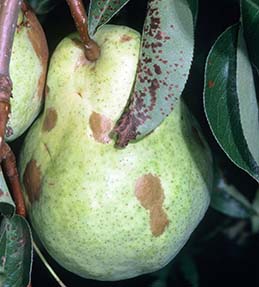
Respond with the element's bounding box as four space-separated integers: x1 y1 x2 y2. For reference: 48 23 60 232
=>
204 24 259 182
0 216 33 287
88 0 130 37
114 0 195 147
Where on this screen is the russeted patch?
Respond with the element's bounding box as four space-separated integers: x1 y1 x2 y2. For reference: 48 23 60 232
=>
42 108 58 132
135 174 169 237
23 159 42 204
120 34 133 42
89 111 113 144
23 2 48 100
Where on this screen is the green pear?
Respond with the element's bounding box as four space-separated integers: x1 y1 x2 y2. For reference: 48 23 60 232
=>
19 24 213 281
6 4 48 141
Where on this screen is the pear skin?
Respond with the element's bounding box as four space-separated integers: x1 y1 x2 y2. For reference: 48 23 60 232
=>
19 25 212 281
6 4 48 141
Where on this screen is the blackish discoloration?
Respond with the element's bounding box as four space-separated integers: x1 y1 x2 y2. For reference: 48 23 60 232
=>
89 112 113 144
42 108 58 132
5 126 13 138
23 159 42 204
135 174 169 237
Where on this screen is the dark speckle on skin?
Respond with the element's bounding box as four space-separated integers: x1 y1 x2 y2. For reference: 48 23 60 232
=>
114 0 189 147
5 126 13 138
120 34 133 42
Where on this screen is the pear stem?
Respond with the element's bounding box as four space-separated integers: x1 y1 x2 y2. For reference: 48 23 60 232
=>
0 0 22 150
66 0 100 61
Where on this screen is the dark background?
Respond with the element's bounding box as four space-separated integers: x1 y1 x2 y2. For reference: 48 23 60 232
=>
23 0 259 286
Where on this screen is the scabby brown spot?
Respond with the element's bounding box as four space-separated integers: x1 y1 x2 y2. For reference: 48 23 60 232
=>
89 112 113 144
120 34 133 42
22 2 48 100
135 174 169 237
23 160 42 204
42 108 58 132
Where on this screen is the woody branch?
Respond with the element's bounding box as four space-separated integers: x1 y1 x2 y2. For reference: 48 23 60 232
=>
0 0 22 150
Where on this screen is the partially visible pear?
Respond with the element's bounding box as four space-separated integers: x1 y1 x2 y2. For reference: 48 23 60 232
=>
6 3 48 141
19 24 213 281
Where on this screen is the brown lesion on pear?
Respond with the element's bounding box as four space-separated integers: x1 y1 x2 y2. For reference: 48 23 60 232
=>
23 159 42 204
42 108 58 132
89 111 113 144
21 2 49 100
120 34 133 43
135 174 169 237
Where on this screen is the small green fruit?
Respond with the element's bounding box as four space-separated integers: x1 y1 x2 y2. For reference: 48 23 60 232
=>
19 25 212 281
6 4 48 141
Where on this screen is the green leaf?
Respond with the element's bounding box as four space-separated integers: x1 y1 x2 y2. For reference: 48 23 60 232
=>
114 0 195 147
0 168 15 217
236 27 259 166
150 263 172 287
186 0 198 26
178 254 199 287
88 0 130 37
0 215 33 287
251 188 259 233
211 172 256 219
27 0 61 14
241 0 259 71
204 24 259 182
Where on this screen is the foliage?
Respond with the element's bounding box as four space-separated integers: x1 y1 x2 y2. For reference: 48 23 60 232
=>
0 169 32 287
1 0 259 286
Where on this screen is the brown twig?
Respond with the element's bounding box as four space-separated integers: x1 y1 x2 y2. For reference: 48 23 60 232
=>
0 142 26 217
66 0 100 61
0 2 32 285
0 0 22 150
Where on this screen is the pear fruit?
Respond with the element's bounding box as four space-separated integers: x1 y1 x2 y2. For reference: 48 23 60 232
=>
19 25 213 281
6 3 48 141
